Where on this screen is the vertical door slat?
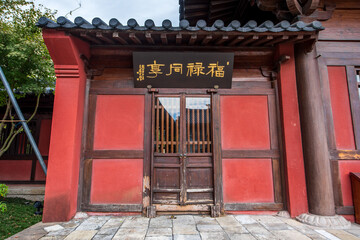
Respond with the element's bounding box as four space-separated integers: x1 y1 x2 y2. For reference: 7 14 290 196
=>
171 114 174 153
206 108 210 153
166 109 169 153
202 109 205 153
192 109 195 153
161 104 164 153
156 99 160 153
197 109 200 153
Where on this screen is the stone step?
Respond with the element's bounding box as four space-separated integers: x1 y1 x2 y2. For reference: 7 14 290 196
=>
6 184 45 202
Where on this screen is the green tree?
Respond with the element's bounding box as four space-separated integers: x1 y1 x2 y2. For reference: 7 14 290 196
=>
0 0 56 157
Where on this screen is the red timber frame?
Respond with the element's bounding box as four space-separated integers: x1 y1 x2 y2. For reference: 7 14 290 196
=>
41 26 310 221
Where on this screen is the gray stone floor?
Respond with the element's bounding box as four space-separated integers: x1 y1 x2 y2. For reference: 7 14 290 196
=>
7 214 360 240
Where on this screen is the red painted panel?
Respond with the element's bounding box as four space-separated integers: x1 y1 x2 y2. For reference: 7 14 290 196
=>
338 161 360 206
221 96 270 150
38 119 52 156
90 159 143 204
0 160 32 181
94 95 144 150
223 158 274 203
34 160 48 181
328 66 355 150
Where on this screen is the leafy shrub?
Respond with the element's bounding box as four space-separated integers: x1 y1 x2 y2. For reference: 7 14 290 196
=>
0 184 8 212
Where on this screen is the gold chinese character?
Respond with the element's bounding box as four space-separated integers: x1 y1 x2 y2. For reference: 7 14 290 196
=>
166 63 183 76
136 64 145 81
147 60 165 78
206 62 225 78
186 62 205 77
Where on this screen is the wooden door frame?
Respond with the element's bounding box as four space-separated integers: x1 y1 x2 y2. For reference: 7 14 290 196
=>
147 88 223 216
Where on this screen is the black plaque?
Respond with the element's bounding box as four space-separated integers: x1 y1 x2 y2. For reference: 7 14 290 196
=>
133 52 234 88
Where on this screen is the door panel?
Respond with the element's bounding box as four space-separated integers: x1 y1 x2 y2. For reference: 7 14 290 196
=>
151 95 213 207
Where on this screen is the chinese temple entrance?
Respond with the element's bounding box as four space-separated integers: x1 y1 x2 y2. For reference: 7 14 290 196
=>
151 94 214 213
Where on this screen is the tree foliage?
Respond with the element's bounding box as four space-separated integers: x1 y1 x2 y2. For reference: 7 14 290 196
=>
0 0 56 158
0 0 56 105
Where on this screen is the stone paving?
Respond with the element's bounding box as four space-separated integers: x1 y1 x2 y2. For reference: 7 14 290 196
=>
7 214 360 240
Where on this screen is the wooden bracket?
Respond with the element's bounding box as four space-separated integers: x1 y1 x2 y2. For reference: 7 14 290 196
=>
211 204 221 218
147 86 159 93
146 206 156 218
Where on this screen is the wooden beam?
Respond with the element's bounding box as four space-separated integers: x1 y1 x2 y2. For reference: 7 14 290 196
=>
96 32 115 44
145 32 155 45
201 35 212 45
228 36 244 46
265 35 289 46
80 32 102 44
215 35 229 45
176 33 182 45
239 36 259 46
112 32 128 45
189 34 197 45
252 36 273 46
224 203 283 211
161 33 168 45
129 33 142 44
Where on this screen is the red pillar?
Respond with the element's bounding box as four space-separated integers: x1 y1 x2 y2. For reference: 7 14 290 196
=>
42 29 89 222
277 43 308 217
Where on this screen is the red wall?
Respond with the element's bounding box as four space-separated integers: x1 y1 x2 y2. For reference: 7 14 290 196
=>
328 66 355 149
94 95 144 150
38 119 52 156
0 160 32 181
91 159 143 204
221 95 274 204
223 158 274 203
221 96 270 150
91 95 144 205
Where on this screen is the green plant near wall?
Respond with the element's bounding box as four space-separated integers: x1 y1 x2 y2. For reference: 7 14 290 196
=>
0 184 8 212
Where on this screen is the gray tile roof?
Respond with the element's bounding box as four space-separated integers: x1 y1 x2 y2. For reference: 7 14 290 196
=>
37 16 324 33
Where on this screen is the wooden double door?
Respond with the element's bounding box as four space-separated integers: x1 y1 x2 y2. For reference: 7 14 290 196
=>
151 94 214 212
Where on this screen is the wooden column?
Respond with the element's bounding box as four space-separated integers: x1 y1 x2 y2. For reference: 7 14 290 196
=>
295 43 335 216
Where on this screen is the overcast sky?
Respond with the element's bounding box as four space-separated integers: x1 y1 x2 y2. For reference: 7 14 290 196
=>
34 0 179 26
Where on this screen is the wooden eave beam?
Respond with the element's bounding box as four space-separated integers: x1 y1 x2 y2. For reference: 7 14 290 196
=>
251 35 274 46
228 36 245 46
189 34 198 45
80 32 102 45
96 32 115 44
176 33 182 45
145 32 155 45
161 33 168 45
201 35 213 45
240 36 259 46
112 32 128 45
215 35 229 45
129 33 142 44
264 35 289 46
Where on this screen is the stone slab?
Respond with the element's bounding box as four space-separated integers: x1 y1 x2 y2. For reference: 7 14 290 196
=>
63 230 97 240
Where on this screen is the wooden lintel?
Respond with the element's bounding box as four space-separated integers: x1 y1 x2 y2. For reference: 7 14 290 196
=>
252 35 273 47
176 33 182 44
215 35 229 45
112 32 128 45
129 33 142 44
80 32 102 45
222 149 280 158
145 32 155 45
189 34 197 45
86 150 144 159
96 32 115 44
330 150 360 160
239 36 259 46
264 35 289 46
201 35 213 45
228 36 244 46
160 33 168 45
